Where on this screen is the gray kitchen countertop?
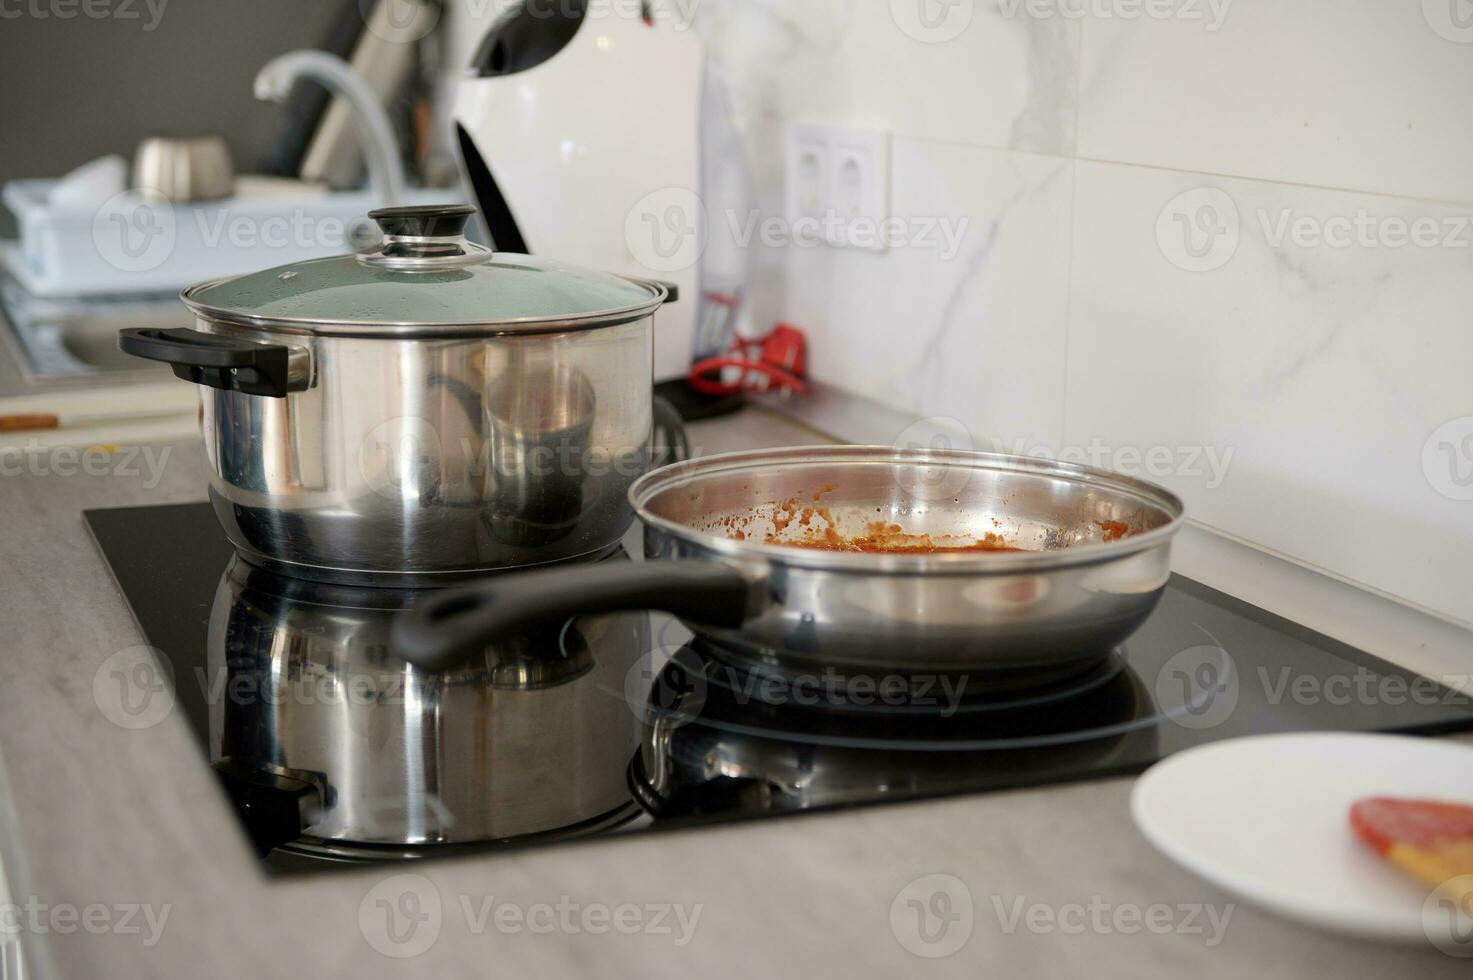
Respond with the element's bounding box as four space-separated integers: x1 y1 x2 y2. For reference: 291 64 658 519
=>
0 403 1469 978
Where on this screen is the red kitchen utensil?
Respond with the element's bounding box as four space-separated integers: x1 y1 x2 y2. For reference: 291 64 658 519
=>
1350 797 1473 910
688 323 807 397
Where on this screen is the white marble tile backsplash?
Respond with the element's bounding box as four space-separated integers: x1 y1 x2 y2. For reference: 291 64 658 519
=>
1076 0 1473 203
1064 161 1473 624
784 137 1075 450
775 0 1081 155
694 0 1473 626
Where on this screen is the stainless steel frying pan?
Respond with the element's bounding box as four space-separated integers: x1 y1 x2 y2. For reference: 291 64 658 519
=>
393 447 1186 682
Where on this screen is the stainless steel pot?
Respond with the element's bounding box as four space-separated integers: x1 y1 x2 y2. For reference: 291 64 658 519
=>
394 447 1187 684
133 135 235 202
207 555 647 855
120 204 672 586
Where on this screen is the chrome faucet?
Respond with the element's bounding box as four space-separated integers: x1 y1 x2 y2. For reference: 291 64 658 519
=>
254 50 406 206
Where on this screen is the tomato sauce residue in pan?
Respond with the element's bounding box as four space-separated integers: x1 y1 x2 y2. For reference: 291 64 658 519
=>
770 520 1028 554
712 487 1031 554
704 488 1142 554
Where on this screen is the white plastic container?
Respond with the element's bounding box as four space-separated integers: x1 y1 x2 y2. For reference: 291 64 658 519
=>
3 177 459 298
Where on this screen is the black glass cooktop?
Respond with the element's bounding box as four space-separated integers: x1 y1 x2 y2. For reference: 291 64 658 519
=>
86 502 1473 875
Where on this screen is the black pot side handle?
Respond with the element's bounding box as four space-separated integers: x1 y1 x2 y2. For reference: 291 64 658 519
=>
119 327 309 398
392 562 763 673
211 759 322 857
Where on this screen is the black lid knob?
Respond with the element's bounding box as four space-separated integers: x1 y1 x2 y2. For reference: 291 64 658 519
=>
368 204 476 239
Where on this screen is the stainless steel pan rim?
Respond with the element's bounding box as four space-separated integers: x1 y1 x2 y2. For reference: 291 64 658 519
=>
179 275 668 339
394 443 1186 677
628 445 1186 576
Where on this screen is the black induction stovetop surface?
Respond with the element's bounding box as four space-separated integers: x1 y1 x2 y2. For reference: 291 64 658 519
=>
86 502 1473 875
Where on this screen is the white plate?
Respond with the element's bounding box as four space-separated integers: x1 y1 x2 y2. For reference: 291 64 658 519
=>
1131 732 1473 945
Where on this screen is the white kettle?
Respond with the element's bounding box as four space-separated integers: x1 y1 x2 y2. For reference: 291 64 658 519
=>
454 0 748 383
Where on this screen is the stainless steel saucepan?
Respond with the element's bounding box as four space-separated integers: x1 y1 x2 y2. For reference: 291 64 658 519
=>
393 446 1186 683
119 204 674 586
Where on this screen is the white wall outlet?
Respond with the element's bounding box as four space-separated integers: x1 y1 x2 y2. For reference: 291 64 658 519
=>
786 124 830 222
784 122 891 253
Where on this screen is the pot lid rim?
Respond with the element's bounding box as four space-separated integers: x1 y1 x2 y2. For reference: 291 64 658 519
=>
179 270 668 337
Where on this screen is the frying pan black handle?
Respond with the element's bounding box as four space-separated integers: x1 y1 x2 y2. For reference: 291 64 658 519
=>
392 562 762 673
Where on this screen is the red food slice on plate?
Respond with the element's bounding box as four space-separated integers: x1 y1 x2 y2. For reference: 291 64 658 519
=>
1350 797 1473 913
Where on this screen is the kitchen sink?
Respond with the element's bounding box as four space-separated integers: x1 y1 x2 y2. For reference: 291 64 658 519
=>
0 274 187 386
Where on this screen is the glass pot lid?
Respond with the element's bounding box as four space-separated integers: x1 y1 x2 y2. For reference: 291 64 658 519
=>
181 204 667 337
